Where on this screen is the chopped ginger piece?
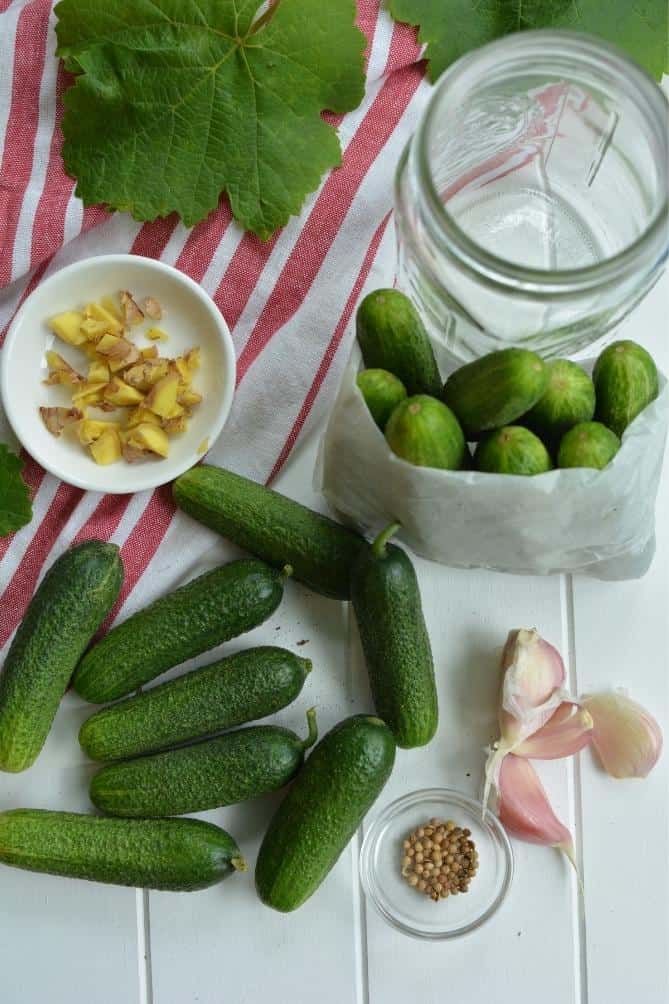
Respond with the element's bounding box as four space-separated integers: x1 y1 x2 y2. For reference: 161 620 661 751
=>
144 372 179 418
84 302 123 335
127 422 170 458
44 351 84 386
90 427 122 465
100 295 123 323
146 327 168 342
197 438 209 455
80 318 112 340
179 388 202 408
88 360 111 383
173 357 192 384
124 358 170 390
121 290 144 326
49 310 87 346
97 336 141 373
127 406 161 429
141 345 159 360
122 443 152 463
142 296 163 320
71 380 108 404
185 347 201 371
163 414 188 436
103 379 145 407
40 406 83 437
78 419 121 446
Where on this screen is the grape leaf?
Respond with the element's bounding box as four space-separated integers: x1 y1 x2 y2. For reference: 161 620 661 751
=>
389 0 669 81
0 445 33 538
55 0 366 238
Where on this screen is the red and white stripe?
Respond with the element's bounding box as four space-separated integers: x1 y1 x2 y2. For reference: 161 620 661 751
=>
0 1 431 649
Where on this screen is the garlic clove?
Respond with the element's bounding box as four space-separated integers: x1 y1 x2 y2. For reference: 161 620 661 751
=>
497 754 578 872
580 690 662 779
514 703 593 760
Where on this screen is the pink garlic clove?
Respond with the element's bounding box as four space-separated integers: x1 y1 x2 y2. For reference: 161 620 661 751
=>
514 703 593 760
580 690 662 779
497 755 578 872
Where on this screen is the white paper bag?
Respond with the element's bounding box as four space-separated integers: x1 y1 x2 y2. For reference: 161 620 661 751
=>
316 348 668 580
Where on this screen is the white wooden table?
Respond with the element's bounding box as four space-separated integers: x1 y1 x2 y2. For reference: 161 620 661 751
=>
0 274 667 1004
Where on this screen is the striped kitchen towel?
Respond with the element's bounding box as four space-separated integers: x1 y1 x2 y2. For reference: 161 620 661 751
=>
0 0 430 646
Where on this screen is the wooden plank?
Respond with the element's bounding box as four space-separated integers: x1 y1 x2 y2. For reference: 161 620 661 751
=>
571 274 669 1004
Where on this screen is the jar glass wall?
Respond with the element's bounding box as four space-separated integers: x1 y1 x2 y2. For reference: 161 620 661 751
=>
395 30 669 361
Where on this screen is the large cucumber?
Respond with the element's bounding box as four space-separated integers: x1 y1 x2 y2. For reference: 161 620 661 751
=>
173 465 368 601
255 715 395 912
356 288 442 396
72 560 285 703
443 348 549 438
79 646 312 761
351 524 437 748
0 541 123 772
593 340 659 437
0 809 245 891
90 709 318 817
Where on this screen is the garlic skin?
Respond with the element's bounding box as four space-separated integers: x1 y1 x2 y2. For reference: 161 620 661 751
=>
483 629 568 808
514 703 593 760
580 690 662 779
497 754 577 870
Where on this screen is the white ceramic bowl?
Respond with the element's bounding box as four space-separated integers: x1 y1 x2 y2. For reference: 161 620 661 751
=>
0 255 236 494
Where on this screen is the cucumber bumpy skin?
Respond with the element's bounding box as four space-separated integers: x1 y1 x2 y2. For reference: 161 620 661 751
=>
72 559 285 704
256 715 396 912
173 465 368 600
0 810 246 891
356 288 442 397
0 541 123 773
593 340 659 437
90 709 318 817
79 646 312 761
351 524 438 748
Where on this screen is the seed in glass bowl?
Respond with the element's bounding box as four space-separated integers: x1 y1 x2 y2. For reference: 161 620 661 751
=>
400 820 479 902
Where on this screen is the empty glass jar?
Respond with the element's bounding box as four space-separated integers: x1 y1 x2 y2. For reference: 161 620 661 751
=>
395 30 669 361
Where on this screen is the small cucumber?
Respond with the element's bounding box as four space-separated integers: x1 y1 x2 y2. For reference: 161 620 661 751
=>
0 541 123 772
255 715 395 912
72 559 285 704
385 394 465 470
79 646 312 761
593 340 659 437
351 525 437 748
90 709 318 818
356 288 442 396
0 809 245 891
475 426 553 475
557 421 620 470
522 359 595 448
356 368 407 429
173 465 368 600
443 348 549 438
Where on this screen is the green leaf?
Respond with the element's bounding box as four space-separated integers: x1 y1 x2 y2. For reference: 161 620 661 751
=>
0 445 33 538
55 0 366 238
389 0 669 81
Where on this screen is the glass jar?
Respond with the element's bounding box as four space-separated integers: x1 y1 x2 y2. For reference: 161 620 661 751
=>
395 30 669 361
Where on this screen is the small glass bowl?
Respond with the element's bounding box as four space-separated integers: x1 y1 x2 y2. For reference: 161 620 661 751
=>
359 787 513 940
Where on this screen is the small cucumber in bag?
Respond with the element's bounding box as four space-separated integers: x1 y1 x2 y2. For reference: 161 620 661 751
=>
356 289 442 396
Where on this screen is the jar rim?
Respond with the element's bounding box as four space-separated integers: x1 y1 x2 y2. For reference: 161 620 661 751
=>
414 29 669 296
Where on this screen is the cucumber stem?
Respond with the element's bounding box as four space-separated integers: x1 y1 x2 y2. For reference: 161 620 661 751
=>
300 658 313 675
372 522 402 559
281 564 294 579
301 707 318 751
231 856 247 873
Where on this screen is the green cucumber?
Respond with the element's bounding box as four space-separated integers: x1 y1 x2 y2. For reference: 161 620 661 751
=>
475 426 553 475
356 288 442 396
90 708 318 817
0 809 245 891
173 465 368 600
351 524 437 748
385 394 465 470
255 715 395 912
557 421 621 470
593 340 659 437
443 348 549 438
0 541 123 772
356 368 407 428
72 559 284 704
522 359 595 448
79 646 312 761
